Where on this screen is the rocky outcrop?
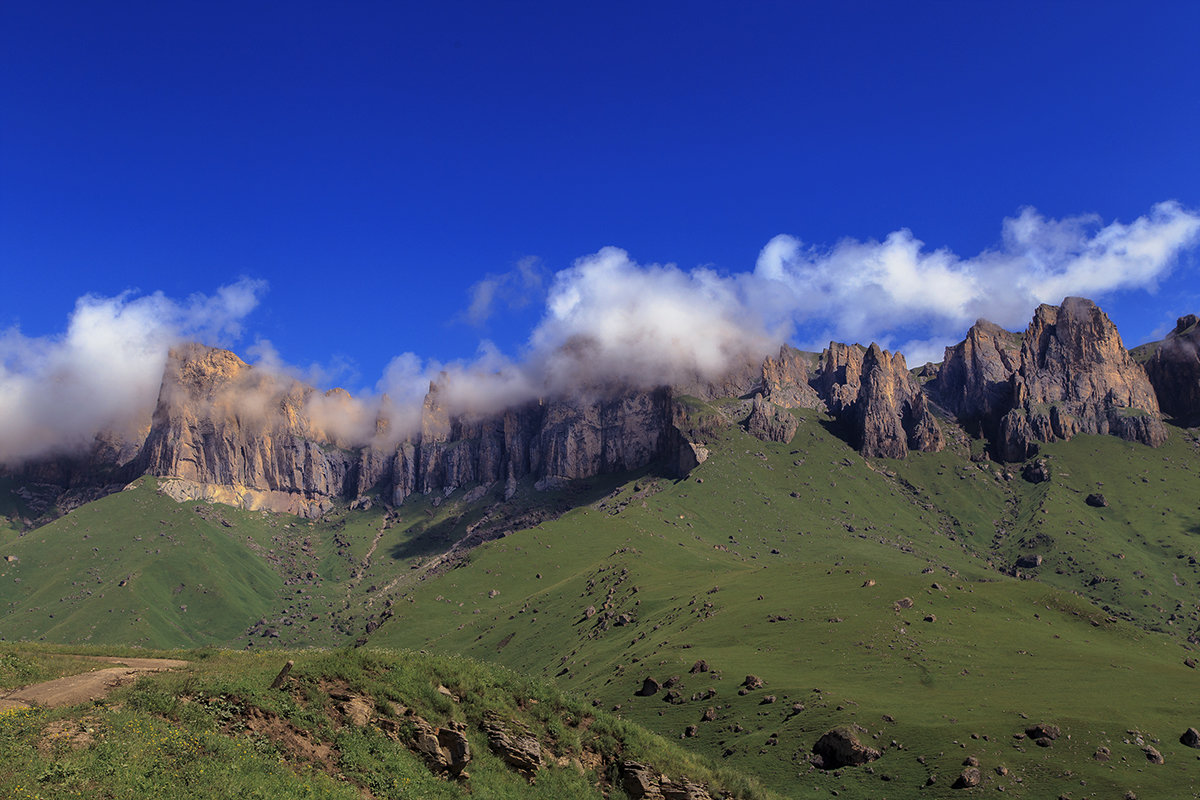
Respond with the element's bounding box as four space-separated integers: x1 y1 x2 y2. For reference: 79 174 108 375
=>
482 717 542 778
413 718 471 777
745 394 798 443
620 760 713 800
759 346 824 409
936 298 1167 461
1140 314 1200 420
137 344 362 517
811 726 882 769
812 343 944 458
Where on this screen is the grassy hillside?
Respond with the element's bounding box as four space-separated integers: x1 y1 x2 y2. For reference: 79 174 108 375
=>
6 402 1200 797
366 408 1200 798
0 644 769 799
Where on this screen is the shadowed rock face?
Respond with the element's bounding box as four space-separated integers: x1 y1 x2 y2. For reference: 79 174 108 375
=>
936 297 1166 461
1141 314 1200 420
5 297 1181 517
812 342 944 459
137 343 361 516
135 344 683 515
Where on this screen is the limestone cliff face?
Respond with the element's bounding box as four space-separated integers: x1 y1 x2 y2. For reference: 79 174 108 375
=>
758 346 824 410
1140 314 1200 420
138 344 361 516
936 319 1023 432
133 344 682 514
810 343 943 459
750 342 942 457
935 297 1167 461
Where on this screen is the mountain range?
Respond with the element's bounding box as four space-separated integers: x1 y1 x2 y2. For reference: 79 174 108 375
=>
5 295 1200 799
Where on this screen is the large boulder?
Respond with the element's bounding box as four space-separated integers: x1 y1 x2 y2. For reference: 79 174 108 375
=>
811 726 882 769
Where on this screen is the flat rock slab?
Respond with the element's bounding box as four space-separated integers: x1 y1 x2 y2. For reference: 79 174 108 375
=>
0 657 188 712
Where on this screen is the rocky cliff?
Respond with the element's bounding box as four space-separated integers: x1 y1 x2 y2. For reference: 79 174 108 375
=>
935 297 1167 461
7 297 1184 519
130 345 686 516
1139 314 1200 420
137 343 363 516
814 342 944 458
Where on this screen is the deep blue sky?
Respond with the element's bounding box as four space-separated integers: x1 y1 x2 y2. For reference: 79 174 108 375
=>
3 1 1199 390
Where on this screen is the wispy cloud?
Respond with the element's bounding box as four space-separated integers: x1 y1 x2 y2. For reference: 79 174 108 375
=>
463 256 546 326
0 278 266 465
754 201 1200 362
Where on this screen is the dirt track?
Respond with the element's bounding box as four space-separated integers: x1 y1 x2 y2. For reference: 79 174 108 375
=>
0 656 188 712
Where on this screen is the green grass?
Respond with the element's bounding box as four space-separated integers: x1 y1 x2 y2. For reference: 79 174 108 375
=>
7 403 1200 797
0 645 772 800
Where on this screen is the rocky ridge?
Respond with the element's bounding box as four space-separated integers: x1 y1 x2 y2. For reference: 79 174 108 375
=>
934 297 1167 461
1139 313 1200 420
3 296 1187 518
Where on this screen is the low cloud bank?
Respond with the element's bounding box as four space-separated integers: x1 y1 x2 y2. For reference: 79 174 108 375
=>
0 279 265 465
3 202 1198 464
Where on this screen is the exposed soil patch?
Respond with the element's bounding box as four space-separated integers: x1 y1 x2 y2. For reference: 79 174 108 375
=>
0 656 188 712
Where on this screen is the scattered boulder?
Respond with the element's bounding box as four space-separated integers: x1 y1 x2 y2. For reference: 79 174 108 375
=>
620 761 660 799
760 695 776 705
683 724 698 738
1094 746 1111 762
688 659 709 674
637 677 661 696
1025 723 1060 741
701 707 716 722
482 717 542 778
742 675 764 690
413 718 471 777
952 766 982 789
1085 493 1108 508
1022 460 1050 483
1015 553 1043 569
894 597 914 610
1144 745 1164 764
1181 727 1200 748
811 726 882 769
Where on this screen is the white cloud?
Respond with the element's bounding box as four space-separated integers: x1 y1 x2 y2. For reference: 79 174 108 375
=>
464 256 546 325
754 200 1200 362
0 278 266 465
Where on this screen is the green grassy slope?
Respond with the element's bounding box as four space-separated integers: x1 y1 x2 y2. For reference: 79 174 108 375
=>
6 403 1200 797
0 644 771 800
368 409 1200 798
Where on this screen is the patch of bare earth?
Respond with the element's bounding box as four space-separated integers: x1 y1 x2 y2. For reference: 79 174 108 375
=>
0 656 188 712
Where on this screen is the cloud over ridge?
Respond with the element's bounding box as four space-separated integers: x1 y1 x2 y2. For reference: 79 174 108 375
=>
3 202 1198 463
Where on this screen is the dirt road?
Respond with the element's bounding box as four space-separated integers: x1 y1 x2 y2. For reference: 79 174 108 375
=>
0 656 188 712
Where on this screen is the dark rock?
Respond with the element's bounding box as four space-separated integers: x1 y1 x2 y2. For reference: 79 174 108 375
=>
1015 553 1043 569
636 677 661 696
1021 459 1050 483
811 726 882 769
1085 493 1108 508
952 766 981 789
688 659 709 674
1025 723 1060 741
1144 745 1164 764
1141 314 1200 419
1182 727 1200 748
1093 746 1111 761
482 717 542 778
746 394 799 444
